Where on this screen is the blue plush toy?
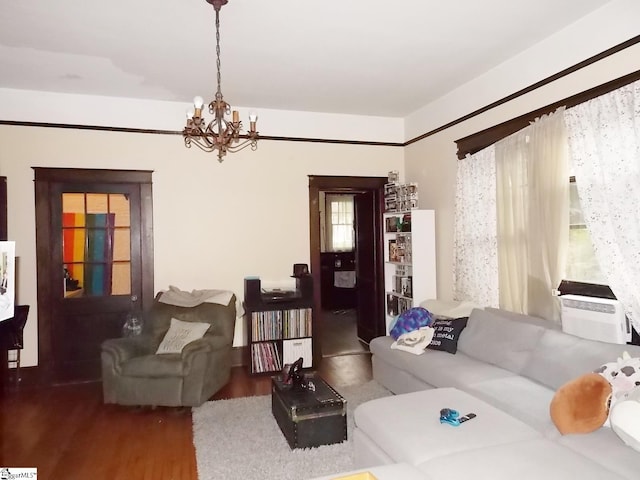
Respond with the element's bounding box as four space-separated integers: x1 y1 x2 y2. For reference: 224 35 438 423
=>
389 307 434 340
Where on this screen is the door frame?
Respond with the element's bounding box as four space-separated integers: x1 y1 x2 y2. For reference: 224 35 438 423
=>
34 168 154 385
308 175 387 364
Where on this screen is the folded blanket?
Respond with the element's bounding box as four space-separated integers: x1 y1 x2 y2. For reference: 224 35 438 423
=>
159 286 234 308
391 327 435 355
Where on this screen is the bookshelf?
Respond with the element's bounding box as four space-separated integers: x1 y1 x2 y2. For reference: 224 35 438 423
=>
383 207 437 334
244 277 314 375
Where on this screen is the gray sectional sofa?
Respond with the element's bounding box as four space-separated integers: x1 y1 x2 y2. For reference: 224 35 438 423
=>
348 307 640 480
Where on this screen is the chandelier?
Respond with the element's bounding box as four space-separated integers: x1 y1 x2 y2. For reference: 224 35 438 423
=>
183 0 258 162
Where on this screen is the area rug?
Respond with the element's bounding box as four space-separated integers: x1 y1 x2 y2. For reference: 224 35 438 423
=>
192 380 391 480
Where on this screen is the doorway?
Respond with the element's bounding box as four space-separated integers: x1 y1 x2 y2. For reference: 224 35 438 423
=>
308 176 387 363
34 168 154 384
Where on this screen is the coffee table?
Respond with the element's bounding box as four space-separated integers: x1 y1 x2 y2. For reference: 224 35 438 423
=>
271 372 347 449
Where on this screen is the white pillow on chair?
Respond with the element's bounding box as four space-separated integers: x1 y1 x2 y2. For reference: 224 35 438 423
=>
156 317 211 354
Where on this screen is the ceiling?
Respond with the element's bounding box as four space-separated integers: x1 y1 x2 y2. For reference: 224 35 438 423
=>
0 0 612 118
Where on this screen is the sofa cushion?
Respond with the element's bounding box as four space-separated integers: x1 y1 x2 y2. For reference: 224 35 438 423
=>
521 329 640 390
457 308 546 374
371 336 517 390
462 376 558 436
354 388 540 467
484 307 559 329
122 354 185 377
420 299 479 319
557 427 640 480
416 438 626 480
426 317 468 354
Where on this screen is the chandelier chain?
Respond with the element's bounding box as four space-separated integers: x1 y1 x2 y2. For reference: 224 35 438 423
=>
215 8 222 98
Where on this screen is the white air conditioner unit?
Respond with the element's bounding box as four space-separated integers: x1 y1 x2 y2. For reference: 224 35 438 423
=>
560 294 630 344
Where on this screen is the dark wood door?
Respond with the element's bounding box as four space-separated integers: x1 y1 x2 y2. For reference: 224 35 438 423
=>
308 176 386 362
35 168 154 384
354 191 380 343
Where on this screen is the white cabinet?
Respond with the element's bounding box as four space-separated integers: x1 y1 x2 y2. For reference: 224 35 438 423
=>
383 209 437 333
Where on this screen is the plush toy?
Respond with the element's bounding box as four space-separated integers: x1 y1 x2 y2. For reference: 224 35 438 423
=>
550 372 612 435
594 351 640 406
389 307 434 340
610 385 640 452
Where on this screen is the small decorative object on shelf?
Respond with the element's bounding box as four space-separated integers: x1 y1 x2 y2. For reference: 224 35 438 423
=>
122 313 142 337
384 174 418 213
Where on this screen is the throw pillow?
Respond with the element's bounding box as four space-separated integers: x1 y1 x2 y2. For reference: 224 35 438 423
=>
156 317 210 354
389 307 434 340
426 317 468 354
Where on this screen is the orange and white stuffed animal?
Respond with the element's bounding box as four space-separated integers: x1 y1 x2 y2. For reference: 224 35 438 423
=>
549 372 612 435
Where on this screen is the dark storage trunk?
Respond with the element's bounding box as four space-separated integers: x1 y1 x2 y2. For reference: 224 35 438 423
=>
271 373 347 449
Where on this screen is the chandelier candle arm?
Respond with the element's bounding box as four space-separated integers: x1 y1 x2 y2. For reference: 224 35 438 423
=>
182 0 259 162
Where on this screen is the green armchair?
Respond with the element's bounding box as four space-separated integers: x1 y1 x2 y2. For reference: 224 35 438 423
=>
101 294 236 407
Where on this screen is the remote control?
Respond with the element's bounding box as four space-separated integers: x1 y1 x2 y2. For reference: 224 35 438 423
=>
458 413 477 423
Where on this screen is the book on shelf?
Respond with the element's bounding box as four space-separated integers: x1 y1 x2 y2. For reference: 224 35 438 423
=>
386 293 399 316
388 239 399 262
398 297 412 315
385 215 399 233
252 341 282 373
401 276 413 297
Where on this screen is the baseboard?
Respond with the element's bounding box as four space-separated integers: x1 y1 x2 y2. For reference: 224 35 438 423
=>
232 346 248 367
1 365 42 392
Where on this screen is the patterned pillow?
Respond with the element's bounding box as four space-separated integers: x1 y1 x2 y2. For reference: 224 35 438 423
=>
426 317 469 354
156 317 210 354
390 307 434 340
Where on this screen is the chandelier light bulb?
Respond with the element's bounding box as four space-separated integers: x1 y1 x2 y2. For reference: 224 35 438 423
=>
193 96 204 109
186 108 195 119
249 112 258 122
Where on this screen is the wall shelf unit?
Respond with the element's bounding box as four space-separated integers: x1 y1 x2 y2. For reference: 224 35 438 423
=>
383 209 437 334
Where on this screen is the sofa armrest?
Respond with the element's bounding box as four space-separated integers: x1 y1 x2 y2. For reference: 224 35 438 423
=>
181 335 230 369
102 335 154 367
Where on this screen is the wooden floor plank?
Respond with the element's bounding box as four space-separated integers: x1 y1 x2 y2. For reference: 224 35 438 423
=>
0 353 372 480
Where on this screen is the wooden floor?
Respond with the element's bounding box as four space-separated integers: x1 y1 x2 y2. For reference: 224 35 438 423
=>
320 309 369 357
0 353 372 480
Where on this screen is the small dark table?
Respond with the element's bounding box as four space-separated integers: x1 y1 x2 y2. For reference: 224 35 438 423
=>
271 372 347 449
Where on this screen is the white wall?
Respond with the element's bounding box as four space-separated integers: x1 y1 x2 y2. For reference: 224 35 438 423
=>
0 88 404 144
404 0 640 301
0 124 403 367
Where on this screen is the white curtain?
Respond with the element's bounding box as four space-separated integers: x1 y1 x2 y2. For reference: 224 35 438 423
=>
565 80 640 332
495 108 569 321
453 145 499 307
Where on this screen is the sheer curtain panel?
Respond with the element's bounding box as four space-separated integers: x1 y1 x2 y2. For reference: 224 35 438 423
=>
453 145 499 307
565 80 640 332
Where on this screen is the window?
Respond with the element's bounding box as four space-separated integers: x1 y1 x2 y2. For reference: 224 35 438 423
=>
565 179 606 285
325 194 354 252
62 192 131 297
